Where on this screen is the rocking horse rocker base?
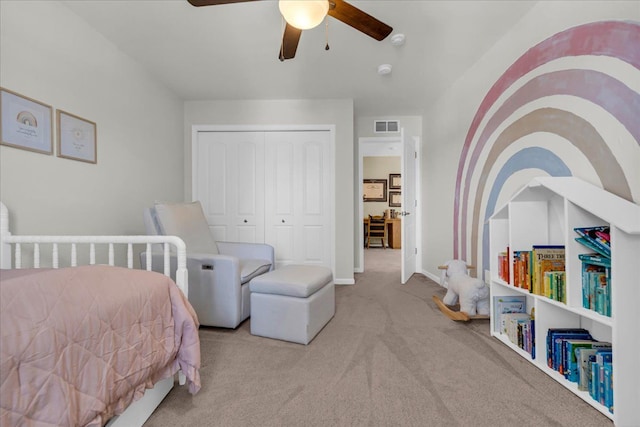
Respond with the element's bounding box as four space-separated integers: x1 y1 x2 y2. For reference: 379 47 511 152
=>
432 295 489 322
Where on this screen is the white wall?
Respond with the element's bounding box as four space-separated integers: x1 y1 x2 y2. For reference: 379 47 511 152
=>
421 1 640 281
0 1 184 237
183 99 355 283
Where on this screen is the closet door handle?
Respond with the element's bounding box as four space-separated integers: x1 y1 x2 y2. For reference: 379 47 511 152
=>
281 219 285 223
244 219 248 223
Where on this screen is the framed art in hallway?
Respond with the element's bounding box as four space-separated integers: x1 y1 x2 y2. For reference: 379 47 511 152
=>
389 173 401 189
57 109 97 163
0 87 53 155
363 179 387 202
389 191 401 207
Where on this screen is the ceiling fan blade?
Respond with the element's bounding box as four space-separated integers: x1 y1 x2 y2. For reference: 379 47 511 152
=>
187 0 259 6
279 23 302 61
328 0 392 41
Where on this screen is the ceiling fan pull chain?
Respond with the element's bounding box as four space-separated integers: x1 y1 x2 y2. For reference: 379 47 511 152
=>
280 15 286 61
325 17 330 51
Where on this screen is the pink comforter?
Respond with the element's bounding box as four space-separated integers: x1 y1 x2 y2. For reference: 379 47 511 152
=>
0 265 201 427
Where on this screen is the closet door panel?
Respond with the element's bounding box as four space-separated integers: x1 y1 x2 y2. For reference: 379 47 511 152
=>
196 133 231 242
272 225 295 265
234 139 265 243
302 225 324 264
299 134 331 266
265 131 331 267
194 131 264 244
265 136 295 265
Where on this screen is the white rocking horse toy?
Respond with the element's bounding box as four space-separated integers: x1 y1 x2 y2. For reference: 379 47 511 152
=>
432 260 490 322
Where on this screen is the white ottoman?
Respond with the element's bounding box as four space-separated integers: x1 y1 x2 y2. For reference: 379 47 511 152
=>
249 265 335 345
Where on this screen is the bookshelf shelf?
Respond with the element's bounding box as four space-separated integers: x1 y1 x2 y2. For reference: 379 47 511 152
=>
542 366 613 418
489 177 640 427
494 333 534 360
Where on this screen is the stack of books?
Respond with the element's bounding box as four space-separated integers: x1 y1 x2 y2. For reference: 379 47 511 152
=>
497 245 566 302
531 245 565 298
546 328 613 413
575 226 611 317
494 296 534 357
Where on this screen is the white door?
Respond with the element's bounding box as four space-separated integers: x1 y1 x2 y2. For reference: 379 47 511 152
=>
194 131 265 243
265 131 331 268
401 129 417 284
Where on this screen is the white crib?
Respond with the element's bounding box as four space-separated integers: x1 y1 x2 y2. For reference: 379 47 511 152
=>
0 201 191 426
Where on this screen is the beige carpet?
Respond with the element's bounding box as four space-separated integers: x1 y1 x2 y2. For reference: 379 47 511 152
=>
145 249 611 426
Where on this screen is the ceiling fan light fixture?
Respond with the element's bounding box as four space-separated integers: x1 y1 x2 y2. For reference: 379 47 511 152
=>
279 0 329 30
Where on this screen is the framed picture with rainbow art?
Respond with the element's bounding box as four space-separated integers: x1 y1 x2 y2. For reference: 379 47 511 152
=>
0 87 53 155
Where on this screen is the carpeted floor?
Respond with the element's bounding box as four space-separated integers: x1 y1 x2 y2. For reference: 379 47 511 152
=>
145 249 611 426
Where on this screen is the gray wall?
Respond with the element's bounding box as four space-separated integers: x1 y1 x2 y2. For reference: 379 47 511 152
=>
0 1 184 237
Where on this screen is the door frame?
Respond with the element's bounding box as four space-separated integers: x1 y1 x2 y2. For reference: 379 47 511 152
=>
357 135 421 275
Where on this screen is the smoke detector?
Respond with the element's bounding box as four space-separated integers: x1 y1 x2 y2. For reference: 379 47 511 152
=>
377 64 392 75
390 33 405 46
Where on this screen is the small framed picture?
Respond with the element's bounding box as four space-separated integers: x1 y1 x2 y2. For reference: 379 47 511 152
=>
389 173 401 189
389 191 401 207
363 179 387 202
57 110 97 163
0 88 53 155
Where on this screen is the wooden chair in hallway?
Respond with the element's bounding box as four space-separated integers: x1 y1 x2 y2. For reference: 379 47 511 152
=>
366 215 387 249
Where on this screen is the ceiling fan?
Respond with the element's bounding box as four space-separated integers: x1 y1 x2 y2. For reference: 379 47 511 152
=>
187 0 393 61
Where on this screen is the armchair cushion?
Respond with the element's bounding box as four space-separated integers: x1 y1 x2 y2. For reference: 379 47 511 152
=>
240 259 272 284
154 201 219 255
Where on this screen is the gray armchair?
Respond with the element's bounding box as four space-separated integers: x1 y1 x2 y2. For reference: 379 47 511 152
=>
143 201 274 328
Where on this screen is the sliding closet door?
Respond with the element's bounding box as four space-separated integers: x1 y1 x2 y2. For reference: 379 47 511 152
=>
194 131 265 243
264 131 331 268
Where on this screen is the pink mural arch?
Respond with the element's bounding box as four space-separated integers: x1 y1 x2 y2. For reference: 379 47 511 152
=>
452 20 640 271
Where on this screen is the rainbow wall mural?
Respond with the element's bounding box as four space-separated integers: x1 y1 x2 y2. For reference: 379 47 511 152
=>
452 20 640 277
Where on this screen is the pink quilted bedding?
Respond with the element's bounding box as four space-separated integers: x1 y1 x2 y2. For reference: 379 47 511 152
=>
0 265 201 427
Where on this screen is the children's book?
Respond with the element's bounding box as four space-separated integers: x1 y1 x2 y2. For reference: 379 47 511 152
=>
531 246 565 295
512 251 531 290
595 350 613 406
578 253 611 268
502 313 531 342
493 295 527 333
578 348 599 391
553 333 592 371
546 328 591 370
590 360 600 401
603 362 613 413
564 340 611 382
581 262 611 316
591 348 613 405
575 237 607 258
574 226 611 258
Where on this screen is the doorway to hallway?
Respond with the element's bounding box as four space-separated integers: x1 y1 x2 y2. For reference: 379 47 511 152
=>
357 132 420 283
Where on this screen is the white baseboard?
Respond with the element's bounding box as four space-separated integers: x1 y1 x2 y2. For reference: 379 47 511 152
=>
423 269 440 284
335 278 355 285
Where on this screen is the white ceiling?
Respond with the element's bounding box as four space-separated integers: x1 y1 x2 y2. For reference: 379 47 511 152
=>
63 0 538 116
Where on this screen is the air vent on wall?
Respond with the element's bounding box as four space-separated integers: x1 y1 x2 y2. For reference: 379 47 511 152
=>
374 120 399 133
